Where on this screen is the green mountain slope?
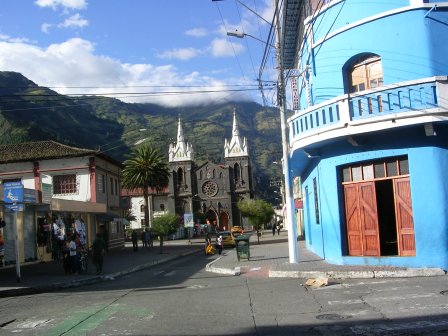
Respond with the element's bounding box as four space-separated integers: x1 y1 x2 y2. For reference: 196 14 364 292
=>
0 71 283 201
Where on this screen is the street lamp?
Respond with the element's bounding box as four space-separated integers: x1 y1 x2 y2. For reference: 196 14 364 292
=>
226 0 299 263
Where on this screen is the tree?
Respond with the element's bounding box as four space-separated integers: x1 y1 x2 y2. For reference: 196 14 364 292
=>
238 199 275 244
152 213 181 254
121 145 170 229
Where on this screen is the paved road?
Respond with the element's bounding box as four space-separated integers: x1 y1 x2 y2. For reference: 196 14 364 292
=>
0 253 447 335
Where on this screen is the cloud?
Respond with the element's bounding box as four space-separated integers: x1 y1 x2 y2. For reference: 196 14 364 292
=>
185 28 208 38
34 0 87 10
0 38 248 107
58 13 88 28
210 38 245 57
41 23 53 33
157 47 202 61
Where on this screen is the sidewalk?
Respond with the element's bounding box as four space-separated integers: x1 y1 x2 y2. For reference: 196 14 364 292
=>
0 238 204 298
206 231 447 279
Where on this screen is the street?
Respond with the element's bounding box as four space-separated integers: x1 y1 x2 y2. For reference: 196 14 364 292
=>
0 253 447 336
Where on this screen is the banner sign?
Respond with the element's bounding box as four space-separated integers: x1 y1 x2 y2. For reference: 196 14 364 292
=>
3 181 23 212
291 76 299 111
183 213 194 228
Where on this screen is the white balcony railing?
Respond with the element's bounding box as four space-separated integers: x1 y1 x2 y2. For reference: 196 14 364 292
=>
289 76 448 151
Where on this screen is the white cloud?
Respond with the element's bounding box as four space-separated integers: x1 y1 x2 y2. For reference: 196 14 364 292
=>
0 38 244 107
185 28 208 38
34 0 87 10
157 47 202 61
58 13 88 28
41 23 53 33
210 38 245 57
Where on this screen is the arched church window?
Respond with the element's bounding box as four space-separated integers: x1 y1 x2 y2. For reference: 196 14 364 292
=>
349 55 383 93
234 163 240 183
140 204 145 212
177 167 183 186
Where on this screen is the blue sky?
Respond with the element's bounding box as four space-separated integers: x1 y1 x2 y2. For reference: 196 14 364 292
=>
0 0 278 107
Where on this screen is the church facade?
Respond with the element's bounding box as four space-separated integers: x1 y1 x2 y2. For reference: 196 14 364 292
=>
167 112 254 231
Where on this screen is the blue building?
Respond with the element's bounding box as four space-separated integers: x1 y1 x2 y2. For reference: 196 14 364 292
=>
282 0 448 270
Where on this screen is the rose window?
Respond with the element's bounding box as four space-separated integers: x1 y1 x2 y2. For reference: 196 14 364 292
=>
202 181 218 197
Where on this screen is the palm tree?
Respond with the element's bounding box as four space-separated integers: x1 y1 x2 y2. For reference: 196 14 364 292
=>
122 145 170 228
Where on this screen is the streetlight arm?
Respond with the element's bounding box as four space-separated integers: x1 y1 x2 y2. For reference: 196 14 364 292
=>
227 31 275 48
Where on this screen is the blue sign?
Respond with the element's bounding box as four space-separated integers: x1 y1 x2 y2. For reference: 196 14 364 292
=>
3 181 23 212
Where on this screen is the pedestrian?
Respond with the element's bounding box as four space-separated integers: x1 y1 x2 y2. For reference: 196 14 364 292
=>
216 234 223 255
141 229 148 248
272 225 276 236
131 230 138 252
277 224 281 236
92 233 106 275
68 236 79 273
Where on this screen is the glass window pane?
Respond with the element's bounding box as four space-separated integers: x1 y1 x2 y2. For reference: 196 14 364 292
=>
374 163 385 178
386 159 398 176
352 166 362 181
342 167 351 182
363 165 374 180
399 158 409 175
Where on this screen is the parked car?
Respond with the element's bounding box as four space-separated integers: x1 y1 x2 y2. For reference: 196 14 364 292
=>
217 231 236 248
231 226 244 237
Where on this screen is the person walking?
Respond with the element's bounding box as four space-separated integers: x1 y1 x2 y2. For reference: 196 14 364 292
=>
92 233 106 275
272 224 276 236
131 230 138 252
216 234 223 255
276 224 281 236
141 229 148 248
68 236 79 274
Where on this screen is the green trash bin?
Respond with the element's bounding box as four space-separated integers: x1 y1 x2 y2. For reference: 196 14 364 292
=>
235 235 250 261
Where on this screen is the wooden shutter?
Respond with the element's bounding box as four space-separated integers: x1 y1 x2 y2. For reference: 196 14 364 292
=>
359 182 380 256
344 184 363 255
394 177 416 256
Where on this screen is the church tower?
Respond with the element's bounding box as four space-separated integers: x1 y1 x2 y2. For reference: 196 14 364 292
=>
224 109 254 227
168 117 196 217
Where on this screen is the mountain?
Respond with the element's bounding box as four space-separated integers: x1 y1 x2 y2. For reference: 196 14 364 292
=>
0 71 284 201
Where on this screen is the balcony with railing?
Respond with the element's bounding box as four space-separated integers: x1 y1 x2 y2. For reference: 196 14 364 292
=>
289 76 448 151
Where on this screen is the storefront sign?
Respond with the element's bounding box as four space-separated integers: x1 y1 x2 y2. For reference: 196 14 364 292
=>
23 188 37 203
41 183 53 204
3 181 23 212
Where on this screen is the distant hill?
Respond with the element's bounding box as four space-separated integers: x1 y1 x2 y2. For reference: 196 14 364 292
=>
0 71 284 202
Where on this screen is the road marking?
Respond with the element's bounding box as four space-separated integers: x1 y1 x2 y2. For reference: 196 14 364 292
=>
164 271 176 276
153 270 164 276
367 293 437 302
328 299 363 305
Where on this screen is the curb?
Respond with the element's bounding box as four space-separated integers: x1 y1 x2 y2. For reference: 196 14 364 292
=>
205 256 241 276
269 268 446 279
0 248 202 298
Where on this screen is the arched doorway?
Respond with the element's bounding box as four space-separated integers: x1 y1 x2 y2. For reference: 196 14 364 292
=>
219 212 229 231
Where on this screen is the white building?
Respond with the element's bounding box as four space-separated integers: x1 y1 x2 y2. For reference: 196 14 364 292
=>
0 141 124 266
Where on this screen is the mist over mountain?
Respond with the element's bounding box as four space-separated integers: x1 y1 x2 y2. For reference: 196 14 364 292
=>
0 71 283 201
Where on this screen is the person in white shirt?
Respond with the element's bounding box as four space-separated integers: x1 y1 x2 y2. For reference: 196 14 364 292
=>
69 237 78 273
217 234 223 255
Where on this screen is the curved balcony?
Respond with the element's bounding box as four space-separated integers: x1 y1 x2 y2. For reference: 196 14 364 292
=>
289 76 448 152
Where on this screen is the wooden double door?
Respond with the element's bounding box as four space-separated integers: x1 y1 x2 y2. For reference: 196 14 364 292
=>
343 177 415 256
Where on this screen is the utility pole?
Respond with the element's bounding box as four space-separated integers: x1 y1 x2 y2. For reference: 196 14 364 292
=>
273 0 298 263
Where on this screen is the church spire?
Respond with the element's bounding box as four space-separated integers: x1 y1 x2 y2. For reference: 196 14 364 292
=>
169 116 194 162
224 108 248 158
